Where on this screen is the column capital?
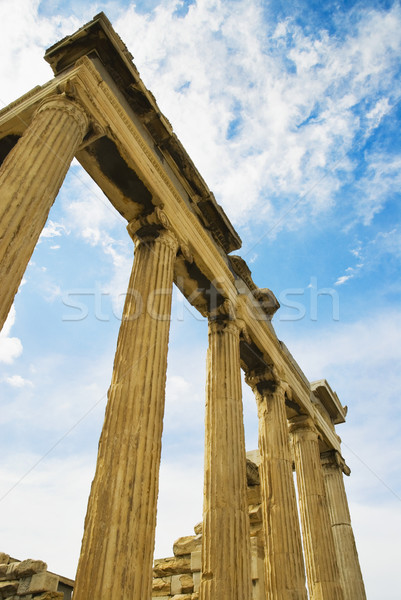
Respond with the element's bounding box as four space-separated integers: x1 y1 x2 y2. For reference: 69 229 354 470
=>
321 449 351 476
127 207 179 253
208 297 236 321
36 93 89 137
245 365 280 395
207 298 241 337
288 414 319 439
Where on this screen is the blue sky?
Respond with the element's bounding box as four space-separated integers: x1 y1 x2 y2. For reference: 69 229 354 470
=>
0 1 400 598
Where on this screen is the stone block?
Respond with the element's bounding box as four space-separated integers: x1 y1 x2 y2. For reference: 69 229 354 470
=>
151 597 170 600
180 574 193 594
152 577 171 596
250 536 259 580
190 551 201 572
28 572 59 594
15 560 47 578
247 485 261 505
192 571 201 592
193 522 202 535
153 557 191 577
0 553 10 565
171 574 182 595
6 562 20 577
0 579 19 596
17 577 31 595
173 535 202 557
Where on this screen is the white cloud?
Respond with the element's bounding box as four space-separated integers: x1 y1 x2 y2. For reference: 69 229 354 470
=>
365 97 391 131
348 501 401 600
101 239 133 316
286 309 401 376
0 0 79 106
40 221 69 239
0 453 95 579
43 282 62 302
0 306 23 364
0 5 400 599
115 2 401 231
167 374 191 395
155 458 203 559
4 375 33 388
62 169 124 239
335 224 401 285
372 227 401 259
335 274 353 286
353 154 401 225
0 1 399 237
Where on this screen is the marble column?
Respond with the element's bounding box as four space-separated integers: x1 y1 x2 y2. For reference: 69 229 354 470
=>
321 451 366 600
246 370 308 600
289 415 344 600
200 302 252 600
0 94 89 330
73 212 179 600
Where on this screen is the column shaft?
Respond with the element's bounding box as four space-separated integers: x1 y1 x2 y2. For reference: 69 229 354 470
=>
248 374 307 600
290 416 343 600
0 95 89 330
321 452 366 600
200 315 252 600
73 225 178 600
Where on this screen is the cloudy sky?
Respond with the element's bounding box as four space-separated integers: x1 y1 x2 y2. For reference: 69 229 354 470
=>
0 0 400 597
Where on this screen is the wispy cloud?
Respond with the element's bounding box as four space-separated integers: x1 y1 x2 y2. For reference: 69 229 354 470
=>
40 220 69 239
335 273 353 286
335 225 401 285
0 4 400 596
3 374 33 388
0 306 23 364
115 1 401 232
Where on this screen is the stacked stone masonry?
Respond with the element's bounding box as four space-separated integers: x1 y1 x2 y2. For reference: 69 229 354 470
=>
0 553 73 600
151 459 265 600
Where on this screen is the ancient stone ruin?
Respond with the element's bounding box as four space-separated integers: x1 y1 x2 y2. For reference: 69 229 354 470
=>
0 13 366 600
0 553 73 600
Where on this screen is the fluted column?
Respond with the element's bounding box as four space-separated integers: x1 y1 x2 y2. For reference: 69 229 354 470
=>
321 451 366 600
200 302 252 600
289 415 344 600
0 94 89 330
73 211 179 600
246 370 308 600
